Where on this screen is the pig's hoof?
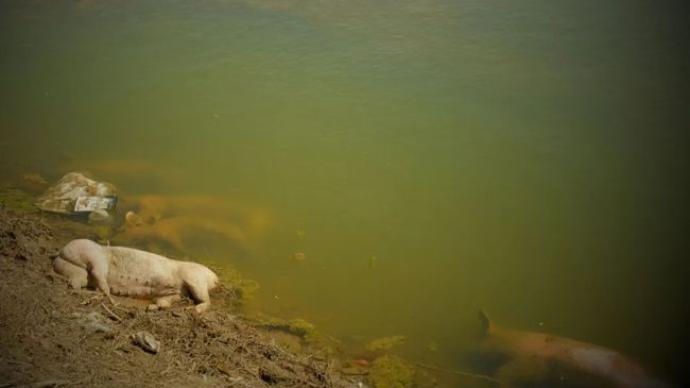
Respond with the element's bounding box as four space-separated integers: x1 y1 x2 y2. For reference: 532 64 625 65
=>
194 304 210 314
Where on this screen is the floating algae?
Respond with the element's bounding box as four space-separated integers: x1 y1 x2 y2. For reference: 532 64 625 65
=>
366 335 406 352
215 266 260 305
249 314 340 354
256 316 317 338
187 259 262 310
368 355 415 388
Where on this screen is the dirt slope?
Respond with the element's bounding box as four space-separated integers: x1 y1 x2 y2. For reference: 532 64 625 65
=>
0 209 358 388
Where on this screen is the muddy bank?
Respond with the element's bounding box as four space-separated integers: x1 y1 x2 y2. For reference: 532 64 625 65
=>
0 208 361 388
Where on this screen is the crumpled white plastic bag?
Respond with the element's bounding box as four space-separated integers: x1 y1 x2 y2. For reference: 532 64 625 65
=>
36 172 117 215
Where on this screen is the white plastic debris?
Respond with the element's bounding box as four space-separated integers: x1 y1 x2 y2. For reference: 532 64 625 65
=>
35 172 117 216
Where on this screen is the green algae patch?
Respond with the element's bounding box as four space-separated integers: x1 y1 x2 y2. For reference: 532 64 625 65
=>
193 258 261 308
366 335 406 352
0 187 39 213
247 313 341 353
218 267 260 304
256 315 317 337
369 355 415 388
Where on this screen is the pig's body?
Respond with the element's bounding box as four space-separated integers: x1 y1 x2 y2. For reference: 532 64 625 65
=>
54 239 218 313
478 311 671 388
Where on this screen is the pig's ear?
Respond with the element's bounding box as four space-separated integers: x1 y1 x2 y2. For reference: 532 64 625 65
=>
478 309 491 335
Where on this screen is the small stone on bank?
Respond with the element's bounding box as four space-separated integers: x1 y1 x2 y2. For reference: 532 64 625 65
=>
132 331 160 354
79 312 112 334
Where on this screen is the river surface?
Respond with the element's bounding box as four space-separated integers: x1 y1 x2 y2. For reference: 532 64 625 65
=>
1 1 688 386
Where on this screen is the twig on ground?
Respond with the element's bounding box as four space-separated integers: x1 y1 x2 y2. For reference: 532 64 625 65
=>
101 303 123 322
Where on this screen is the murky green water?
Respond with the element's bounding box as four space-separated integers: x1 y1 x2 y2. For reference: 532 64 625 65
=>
1 0 688 385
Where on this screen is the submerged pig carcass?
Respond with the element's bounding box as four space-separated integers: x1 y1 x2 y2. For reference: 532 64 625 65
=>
475 310 671 388
53 239 219 313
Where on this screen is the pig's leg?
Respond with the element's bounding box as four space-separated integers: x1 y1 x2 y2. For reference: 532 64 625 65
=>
153 294 182 309
59 239 115 304
185 281 211 313
87 250 116 305
53 256 88 289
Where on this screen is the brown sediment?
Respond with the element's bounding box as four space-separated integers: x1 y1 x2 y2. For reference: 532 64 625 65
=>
114 194 273 255
116 215 248 253
0 209 358 387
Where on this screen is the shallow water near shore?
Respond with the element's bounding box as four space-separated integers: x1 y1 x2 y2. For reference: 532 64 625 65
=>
1 0 688 385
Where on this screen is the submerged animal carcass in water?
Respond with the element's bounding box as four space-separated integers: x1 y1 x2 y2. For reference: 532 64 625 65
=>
475 310 672 388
